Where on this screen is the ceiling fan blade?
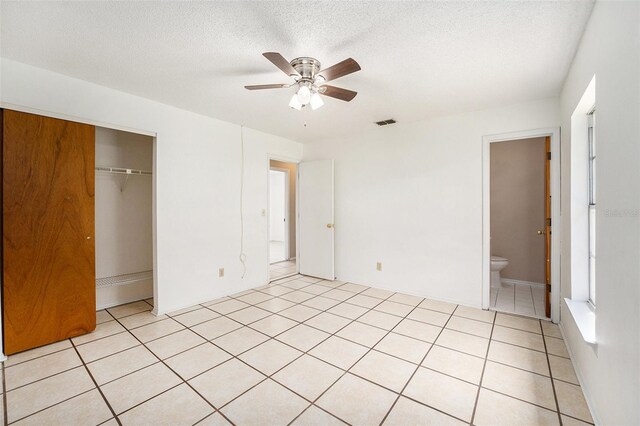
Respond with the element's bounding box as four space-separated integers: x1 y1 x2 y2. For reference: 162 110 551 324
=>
263 52 299 77
319 85 358 102
244 84 290 90
318 58 361 82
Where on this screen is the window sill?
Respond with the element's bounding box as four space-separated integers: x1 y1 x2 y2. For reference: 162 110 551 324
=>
564 298 596 345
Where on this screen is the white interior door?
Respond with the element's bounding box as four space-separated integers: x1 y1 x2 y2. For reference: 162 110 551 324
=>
299 160 334 280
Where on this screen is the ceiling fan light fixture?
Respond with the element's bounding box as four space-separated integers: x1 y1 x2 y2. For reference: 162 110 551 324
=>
310 92 324 110
289 94 303 110
297 84 311 105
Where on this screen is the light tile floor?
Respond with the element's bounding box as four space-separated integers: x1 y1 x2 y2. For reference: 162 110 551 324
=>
270 260 296 281
1 275 593 425
490 282 547 318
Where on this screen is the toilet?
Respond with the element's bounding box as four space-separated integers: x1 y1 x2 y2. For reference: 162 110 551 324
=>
490 256 509 288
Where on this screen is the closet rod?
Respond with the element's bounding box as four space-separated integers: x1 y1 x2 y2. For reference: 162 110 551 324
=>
95 166 152 192
95 166 152 176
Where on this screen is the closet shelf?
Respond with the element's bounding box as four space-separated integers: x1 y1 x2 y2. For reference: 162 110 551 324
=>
96 270 153 288
95 166 152 175
95 166 152 192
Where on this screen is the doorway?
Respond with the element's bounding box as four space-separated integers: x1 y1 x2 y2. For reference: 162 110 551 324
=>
488 137 548 318
269 159 297 281
482 128 560 322
95 127 154 310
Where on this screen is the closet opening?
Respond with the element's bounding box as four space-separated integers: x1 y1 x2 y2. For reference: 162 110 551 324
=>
269 159 298 281
95 127 155 310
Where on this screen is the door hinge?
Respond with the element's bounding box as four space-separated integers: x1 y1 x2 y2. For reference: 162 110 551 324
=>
547 152 551 160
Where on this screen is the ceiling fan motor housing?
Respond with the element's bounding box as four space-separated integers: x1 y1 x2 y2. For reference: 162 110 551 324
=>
290 57 321 82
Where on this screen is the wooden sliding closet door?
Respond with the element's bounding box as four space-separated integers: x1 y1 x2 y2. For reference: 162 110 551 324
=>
3 109 96 354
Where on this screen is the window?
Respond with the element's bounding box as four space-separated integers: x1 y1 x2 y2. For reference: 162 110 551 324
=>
588 110 596 305
567 76 596 343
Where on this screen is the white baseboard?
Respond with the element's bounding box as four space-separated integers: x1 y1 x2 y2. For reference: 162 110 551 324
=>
96 279 153 310
501 278 545 288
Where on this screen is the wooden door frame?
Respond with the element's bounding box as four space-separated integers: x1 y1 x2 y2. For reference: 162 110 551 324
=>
266 155 300 283
0 103 159 359
482 128 561 323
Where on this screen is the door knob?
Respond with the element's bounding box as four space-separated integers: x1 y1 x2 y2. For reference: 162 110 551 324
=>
537 230 544 235
326 223 334 229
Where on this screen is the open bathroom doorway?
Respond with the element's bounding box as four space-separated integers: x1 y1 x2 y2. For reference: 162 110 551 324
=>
268 159 298 281
482 128 560 322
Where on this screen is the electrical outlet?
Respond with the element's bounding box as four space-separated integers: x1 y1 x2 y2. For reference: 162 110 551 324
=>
376 262 382 271
218 268 224 278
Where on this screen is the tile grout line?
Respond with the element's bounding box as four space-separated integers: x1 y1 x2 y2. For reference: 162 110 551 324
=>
541 320 564 426
8 387 98 425
268 272 297 284
378 304 466 426
463 386 564 416
490 305 551 321
1 346 72 369
69 339 122 426
469 309 498 425
5 361 87 393
2 361 8 426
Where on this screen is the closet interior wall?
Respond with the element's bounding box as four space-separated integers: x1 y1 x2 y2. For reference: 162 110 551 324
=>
95 127 153 309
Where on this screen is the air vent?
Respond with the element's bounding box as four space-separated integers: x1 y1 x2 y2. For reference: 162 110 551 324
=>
375 119 397 126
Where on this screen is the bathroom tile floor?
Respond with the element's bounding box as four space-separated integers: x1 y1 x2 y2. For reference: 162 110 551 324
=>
490 282 547 318
2 275 593 425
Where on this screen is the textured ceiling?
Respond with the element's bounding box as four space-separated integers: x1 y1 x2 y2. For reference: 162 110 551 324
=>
0 1 594 143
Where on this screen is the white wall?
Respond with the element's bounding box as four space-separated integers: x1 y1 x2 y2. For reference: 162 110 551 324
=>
0 59 303 323
558 2 640 424
269 170 286 242
303 98 559 307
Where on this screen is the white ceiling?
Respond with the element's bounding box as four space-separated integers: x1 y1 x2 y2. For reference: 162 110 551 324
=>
1 1 594 143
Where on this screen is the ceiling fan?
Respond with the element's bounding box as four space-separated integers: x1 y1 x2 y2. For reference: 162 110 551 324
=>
245 52 361 110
